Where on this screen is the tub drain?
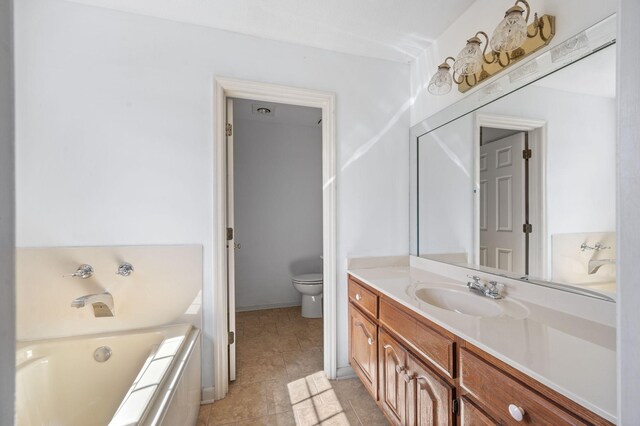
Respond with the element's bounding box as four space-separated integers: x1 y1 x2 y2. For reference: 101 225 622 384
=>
94 346 112 363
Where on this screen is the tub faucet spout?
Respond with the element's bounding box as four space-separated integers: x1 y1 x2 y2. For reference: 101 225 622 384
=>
71 292 114 317
588 259 616 275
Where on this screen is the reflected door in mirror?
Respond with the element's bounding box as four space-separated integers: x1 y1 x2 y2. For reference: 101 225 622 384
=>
480 130 528 275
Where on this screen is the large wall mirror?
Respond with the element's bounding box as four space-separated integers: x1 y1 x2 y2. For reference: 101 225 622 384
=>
410 16 616 302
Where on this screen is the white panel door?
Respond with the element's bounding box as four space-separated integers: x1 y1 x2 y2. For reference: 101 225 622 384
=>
226 98 237 381
479 133 526 274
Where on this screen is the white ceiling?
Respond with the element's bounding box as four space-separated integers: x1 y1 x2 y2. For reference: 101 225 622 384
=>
65 0 476 63
232 98 322 127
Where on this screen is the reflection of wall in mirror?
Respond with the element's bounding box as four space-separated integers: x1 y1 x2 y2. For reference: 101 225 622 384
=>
418 114 474 260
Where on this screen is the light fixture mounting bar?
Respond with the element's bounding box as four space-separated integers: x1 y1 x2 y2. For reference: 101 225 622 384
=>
458 14 555 93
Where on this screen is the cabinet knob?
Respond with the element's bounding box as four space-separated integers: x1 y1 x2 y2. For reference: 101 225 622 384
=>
355 293 362 301
508 404 525 422
395 365 406 375
403 372 416 383
367 337 374 346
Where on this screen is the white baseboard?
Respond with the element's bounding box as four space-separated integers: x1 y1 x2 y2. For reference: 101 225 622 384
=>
201 387 215 404
336 366 356 380
235 302 301 312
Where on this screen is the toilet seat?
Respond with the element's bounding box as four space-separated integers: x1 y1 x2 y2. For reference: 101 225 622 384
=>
292 273 323 284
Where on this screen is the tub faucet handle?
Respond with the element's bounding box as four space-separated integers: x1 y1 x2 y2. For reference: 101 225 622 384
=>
116 262 134 277
64 264 94 279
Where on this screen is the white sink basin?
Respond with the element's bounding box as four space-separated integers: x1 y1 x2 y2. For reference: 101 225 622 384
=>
409 284 529 319
414 288 502 317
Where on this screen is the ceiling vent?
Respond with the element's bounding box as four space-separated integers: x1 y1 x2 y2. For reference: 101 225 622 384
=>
252 103 276 117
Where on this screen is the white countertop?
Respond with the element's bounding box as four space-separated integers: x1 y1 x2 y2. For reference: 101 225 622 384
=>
348 263 617 423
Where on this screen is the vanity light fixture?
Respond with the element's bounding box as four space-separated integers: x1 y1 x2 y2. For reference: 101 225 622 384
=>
453 34 487 76
428 58 455 95
427 0 555 95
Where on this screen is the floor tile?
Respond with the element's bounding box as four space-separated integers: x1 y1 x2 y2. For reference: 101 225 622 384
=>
197 403 211 426
235 354 288 385
283 347 324 380
208 381 269 424
236 333 301 361
237 322 279 338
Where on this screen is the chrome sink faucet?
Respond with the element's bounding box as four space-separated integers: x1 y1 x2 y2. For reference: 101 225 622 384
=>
71 292 114 317
466 276 504 299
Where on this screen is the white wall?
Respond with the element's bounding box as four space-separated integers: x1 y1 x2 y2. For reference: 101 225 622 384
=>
14 0 410 391
0 0 15 422
16 246 202 340
410 0 617 126
234 116 322 310
617 0 640 422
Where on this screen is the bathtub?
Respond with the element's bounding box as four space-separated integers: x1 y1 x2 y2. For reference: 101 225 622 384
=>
16 324 201 426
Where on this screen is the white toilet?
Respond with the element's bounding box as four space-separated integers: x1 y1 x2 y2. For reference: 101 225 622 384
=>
292 273 323 318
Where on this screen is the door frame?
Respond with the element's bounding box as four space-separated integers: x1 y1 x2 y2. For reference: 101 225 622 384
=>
474 113 547 278
213 77 337 400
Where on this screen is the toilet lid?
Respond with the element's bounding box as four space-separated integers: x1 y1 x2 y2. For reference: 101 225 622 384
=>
292 273 323 283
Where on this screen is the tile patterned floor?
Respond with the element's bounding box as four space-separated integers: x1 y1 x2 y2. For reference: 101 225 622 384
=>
198 306 388 425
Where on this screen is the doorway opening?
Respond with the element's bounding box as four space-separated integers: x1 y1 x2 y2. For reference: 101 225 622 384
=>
474 114 547 279
213 78 336 401
227 97 324 383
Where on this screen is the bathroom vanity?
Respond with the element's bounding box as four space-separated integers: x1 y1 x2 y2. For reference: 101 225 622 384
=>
347 259 615 425
347 15 619 425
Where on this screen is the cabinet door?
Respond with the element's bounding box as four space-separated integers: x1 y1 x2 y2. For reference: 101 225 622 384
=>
348 303 378 399
378 329 407 426
406 354 453 426
460 396 497 426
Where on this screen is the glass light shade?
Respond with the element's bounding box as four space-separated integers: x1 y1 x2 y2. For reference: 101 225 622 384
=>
490 8 528 52
453 40 483 76
427 67 453 95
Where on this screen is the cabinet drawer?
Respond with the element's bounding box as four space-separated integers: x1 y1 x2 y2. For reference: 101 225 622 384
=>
460 348 588 425
348 277 378 318
349 303 378 399
460 396 497 426
379 298 455 379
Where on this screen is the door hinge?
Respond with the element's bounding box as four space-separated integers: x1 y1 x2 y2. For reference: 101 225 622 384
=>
226 123 232 136
227 227 234 241
228 331 235 345
522 148 532 160
523 223 533 234
452 398 459 415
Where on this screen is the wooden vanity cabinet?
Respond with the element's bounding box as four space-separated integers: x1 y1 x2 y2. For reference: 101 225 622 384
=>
378 329 453 426
347 274 614 426
378 329 407 425
348 302 378 399
459 345 597 426
406 353 453 426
